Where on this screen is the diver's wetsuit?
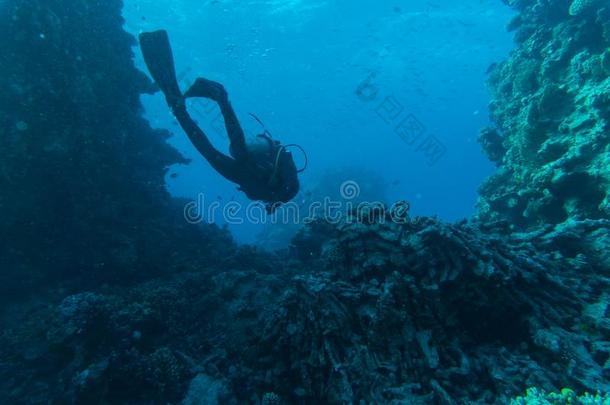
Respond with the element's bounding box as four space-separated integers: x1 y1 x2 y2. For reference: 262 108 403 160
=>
139 30 299 210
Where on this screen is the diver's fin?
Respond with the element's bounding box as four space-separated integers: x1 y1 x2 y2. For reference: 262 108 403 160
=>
184 78 227 101
138 30 182 102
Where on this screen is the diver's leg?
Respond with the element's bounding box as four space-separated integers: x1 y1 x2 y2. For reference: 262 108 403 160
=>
219 99 249 161
139 30 183 107
172 103 244 185
185 78 249 161
139 32 246 187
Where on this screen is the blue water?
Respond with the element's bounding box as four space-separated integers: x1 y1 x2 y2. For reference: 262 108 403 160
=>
123 0 515 244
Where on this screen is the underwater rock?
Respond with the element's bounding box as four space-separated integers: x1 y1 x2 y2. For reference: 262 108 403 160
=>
479 127 507 165
181 374 228 405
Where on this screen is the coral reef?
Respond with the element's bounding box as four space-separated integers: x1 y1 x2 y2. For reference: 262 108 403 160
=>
249 213 610 403
479 0 610 231
0 0 609 403
2 212 608 403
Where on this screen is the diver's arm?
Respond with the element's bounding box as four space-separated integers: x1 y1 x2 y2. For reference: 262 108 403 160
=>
171 101 244 184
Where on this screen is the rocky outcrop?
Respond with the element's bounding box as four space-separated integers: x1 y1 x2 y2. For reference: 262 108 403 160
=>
478 0 610 231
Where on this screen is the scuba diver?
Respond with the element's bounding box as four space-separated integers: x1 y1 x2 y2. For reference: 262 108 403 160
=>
138 30 303 213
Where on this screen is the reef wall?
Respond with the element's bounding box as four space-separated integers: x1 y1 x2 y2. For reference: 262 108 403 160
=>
0 0 233 300
478 0 610 230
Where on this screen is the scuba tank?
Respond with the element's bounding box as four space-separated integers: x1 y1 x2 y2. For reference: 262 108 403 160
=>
245 132 279 181
246 113 308 186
